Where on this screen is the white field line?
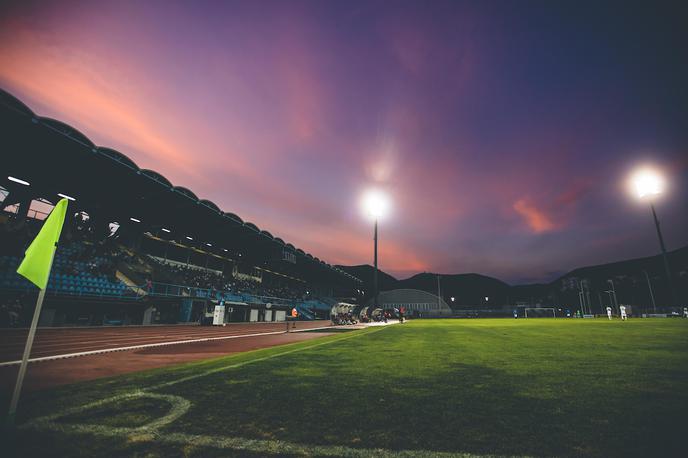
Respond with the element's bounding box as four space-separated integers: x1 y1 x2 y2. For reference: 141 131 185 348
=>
19 328 523 457
24 326 382 426
0 326 334 367
30 420 525 458
23 336 526 458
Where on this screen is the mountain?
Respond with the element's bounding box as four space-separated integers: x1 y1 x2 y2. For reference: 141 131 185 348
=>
338 245 688 309
336 264 400 291
398 272 510 307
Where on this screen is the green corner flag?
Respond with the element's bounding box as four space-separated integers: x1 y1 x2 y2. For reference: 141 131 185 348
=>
16 198 69 290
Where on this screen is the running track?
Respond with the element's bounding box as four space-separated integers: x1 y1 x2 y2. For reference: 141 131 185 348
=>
0 321 331 365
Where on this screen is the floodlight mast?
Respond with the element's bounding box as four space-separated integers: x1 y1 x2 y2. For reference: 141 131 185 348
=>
362 190 389 312
631 168 676 307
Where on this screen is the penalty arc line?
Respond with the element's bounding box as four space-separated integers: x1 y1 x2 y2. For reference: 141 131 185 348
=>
22 326 387 427
22 326 528 457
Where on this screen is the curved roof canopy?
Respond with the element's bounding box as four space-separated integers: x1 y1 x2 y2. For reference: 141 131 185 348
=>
98 147 139 170
200 199 221 213
141 169 173 188
223 212 243 223
0 88 34 116
0 87 361 285
40 117 95 148
244 222 260 232
174 186 198 201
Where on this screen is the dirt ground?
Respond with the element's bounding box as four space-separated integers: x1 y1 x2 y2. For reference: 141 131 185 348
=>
0 322 335 394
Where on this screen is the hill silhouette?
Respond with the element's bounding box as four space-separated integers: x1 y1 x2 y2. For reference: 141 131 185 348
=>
338 245 688 310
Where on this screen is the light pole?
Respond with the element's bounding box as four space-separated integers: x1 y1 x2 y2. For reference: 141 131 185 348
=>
630 168 676 307
643 270 657 313
607 279 619 313
374 218 378 310
362 189 390 312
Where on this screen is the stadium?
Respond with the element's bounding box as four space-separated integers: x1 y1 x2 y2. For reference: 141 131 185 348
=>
1 3 688 457
0 88 364 327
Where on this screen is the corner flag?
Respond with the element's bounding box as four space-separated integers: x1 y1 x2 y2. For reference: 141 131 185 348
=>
17 198 69 290
7 198 69 426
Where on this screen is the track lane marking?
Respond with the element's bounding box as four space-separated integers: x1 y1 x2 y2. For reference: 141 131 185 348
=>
0 326 335 366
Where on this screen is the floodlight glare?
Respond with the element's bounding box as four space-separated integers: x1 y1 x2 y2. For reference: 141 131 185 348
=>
631 168 664 199
161 228 171 233
361 189 390 220
130 217 141 223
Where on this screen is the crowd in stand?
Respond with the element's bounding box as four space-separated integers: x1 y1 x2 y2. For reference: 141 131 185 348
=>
148 259 308 301
0 296 24 327
1 211 316 323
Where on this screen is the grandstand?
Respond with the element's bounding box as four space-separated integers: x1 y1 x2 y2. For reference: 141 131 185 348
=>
0 88 362 327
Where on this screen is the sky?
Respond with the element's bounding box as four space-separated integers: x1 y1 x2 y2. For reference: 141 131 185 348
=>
1 0 687 283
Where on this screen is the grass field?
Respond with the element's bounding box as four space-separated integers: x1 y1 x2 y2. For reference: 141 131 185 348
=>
5 318 688 457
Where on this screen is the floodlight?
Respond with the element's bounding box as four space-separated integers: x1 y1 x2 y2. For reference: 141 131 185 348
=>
630 168 664 199
8 176 30 186
57 193 76 201
361 189 390 220
130 217 141 223
161 228 171 233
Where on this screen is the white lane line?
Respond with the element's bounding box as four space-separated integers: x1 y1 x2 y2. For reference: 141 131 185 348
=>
1 328 285 349
0 324 328 347
0 326 334 367
0 326 288 345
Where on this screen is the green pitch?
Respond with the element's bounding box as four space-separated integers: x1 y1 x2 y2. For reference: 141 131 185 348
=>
7 319 688 457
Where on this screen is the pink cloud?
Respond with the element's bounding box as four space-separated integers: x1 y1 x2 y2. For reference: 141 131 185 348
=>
512 199 556 233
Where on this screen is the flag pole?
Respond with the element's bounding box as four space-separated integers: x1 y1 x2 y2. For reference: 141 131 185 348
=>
6 248 56 427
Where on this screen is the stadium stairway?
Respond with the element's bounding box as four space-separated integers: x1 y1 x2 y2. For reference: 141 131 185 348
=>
295 304 316 320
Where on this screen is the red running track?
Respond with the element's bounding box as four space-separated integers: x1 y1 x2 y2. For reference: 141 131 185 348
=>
0 321 331 364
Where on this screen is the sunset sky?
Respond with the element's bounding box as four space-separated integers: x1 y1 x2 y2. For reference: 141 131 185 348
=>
1 0 686 283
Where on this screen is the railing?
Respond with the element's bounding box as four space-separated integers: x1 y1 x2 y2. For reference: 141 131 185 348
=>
2 277 310 308
0 283 143 301
143 281 298 306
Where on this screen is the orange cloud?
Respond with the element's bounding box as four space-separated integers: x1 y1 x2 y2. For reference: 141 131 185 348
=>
0 25 204 181
513 199 556 234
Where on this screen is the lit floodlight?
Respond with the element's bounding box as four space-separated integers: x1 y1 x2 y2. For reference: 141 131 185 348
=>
186 236 193 241
361 189 390 220
206 243 212 247
161 228 171 233
631 168 664 199
8 176 30 186
130 217 141 223
451 297 455 302
57 193 76 201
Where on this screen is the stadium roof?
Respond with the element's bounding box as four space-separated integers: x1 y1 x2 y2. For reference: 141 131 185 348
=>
0 88 361 285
